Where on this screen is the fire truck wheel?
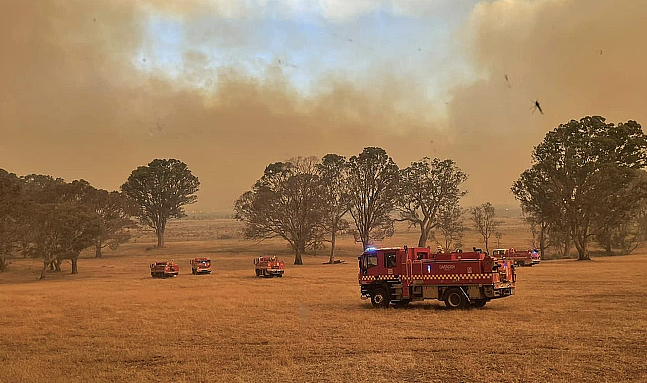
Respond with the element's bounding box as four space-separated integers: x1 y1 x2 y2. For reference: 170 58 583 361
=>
371 287 390 308
472 299 487 308
444 288 468 309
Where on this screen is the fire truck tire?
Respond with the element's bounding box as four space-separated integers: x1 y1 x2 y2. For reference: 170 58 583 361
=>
444 288 468 309
472 299 487 308
371 287 390 308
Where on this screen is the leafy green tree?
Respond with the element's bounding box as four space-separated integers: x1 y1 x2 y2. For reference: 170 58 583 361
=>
121 159 200 248
396 157 467 247
235 157 324 265
347 147 399 250
513 116 647 260
317 154 351 263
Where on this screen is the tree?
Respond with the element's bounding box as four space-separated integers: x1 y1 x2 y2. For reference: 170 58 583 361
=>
87 190 138 258
512 166 562 259
317 154 351 264
20 176 102 278
0 169 24 271
593 170 647 255
512 116 647 260
436 204 465 252
121 159 200 248
235 157 324 265
470 202 500 253
396 157 467 247
347 147 399 250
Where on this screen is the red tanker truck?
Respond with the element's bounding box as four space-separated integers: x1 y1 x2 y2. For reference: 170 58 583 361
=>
190 257 212 274
150 260 179 278
254 256 285 277
492 248 541 267
358 247 515 309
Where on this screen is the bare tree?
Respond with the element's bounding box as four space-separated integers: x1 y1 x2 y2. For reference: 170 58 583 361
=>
436 204 465 252
470 202 500 253
347 147 399 250
495 231 503 248
396 157 467 247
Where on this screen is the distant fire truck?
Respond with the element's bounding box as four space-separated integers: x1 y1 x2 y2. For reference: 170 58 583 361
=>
358 247 515 308
190 257 212 275
150 260 179 278
492 248 541 267
254 256 285 277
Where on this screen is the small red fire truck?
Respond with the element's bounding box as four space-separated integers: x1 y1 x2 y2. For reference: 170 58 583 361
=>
254 256 285 277
492 248 541 267
150 260 179 278
358 247 515 308
190 257 212 275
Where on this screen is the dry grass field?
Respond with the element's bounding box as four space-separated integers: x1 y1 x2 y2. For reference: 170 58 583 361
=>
1 219 647 382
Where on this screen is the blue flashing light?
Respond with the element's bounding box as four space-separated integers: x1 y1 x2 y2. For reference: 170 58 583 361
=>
365 247 377 252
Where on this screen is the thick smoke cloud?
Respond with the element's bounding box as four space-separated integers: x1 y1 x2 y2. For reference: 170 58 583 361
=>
1 0 645 211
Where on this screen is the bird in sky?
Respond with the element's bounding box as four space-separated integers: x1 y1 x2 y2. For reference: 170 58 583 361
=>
531 100 544 115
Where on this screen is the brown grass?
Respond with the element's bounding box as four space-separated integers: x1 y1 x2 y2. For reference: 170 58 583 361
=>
1 219 646 382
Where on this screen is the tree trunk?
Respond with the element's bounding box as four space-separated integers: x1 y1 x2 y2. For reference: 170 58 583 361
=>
539 223 546 259
563 230 571 258
71 256 78 274
54 259 61 272
0 255 7 272
418 223 428 247
328 226 336 264
294 244 303 265
95 240 102 258
40 260 48 279
156 229 165 248
604 241 612 256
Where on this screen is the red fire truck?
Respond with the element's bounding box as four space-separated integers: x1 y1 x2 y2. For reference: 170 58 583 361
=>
190 257 212 274
150 260 179 278
254 256 285 277
492 248 541 267
358 247 515 309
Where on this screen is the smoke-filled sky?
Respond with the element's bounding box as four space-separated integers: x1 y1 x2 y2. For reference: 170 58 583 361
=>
1 0 646 212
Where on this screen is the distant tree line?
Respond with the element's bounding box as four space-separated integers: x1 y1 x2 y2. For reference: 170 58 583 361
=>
512 116 647 260
235 147 469 265
0 159 199 277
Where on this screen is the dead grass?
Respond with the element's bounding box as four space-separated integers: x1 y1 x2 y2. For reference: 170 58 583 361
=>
1 219 647 382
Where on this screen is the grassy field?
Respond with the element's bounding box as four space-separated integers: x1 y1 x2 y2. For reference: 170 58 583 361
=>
1 219 646 382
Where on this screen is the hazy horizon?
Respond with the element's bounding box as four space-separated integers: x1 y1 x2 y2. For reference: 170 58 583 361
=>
2 0 646 211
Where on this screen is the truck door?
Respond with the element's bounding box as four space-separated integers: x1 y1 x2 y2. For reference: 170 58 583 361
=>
359 251 379 275
384 251 397 276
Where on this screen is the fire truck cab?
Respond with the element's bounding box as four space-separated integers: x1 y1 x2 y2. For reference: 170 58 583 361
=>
358 247 515 309
254 256 285 277
190 257 212 275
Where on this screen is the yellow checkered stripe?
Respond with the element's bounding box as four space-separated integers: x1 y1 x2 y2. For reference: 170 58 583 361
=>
360 274 492 281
